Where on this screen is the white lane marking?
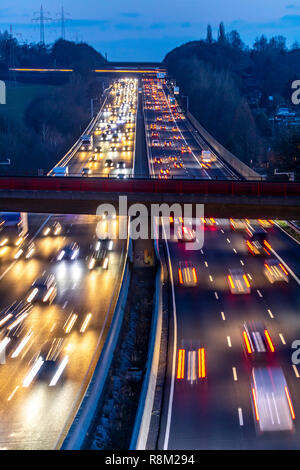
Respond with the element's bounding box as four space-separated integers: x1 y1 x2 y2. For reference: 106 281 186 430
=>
62 301 68 309
221 311 226 321
240 260 244 266
7 386 19 401
205 261 208 268
267 309 274 319
279 334 286 345
238 408 244 426
221 229 224 234
257 289 263 298
233 248 237 254
214 291 219 300
232 367 238 381
247 273 253 280
227 238 231 244
209 275 213 282
227 336 232 348
293 365 300 378
200 249 204 255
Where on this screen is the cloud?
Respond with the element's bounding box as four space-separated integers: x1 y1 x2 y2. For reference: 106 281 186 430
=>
286 4 300 9
120 12 141 18
114 22 143 31
150 22 167 30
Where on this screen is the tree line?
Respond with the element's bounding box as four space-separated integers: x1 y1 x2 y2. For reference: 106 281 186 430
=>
0 34 107 175
164 23 300 176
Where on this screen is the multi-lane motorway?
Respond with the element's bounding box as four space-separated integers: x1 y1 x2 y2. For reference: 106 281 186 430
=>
1 73 300 450
0 78 137 449
142 77 300 449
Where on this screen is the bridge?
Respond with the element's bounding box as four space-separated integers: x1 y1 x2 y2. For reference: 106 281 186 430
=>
9 63 167 77
0 176 299 218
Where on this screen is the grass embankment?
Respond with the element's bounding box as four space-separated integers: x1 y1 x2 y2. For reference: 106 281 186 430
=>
0 82 54 122
277 221 300 243
86 265 156 450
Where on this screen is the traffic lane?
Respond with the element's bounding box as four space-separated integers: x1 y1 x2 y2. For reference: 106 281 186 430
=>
144 107 223 180
166 226 300 448
0 214 100 309
165 238 245 449
0 213 51 276
0 226 126 449
200 225 300 445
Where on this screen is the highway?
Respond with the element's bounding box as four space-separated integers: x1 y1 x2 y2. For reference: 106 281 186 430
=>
0 78 137 449
142 77 300 449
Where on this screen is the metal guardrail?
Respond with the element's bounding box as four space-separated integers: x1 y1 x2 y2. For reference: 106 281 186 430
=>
187 111 260 181
129 235 163 450
61 235 132 450
48 87 110 175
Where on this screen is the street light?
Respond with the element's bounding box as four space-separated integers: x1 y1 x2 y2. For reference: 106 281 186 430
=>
181 95 189 113
90 97 99 119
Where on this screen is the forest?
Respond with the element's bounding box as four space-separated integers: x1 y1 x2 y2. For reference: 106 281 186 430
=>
164 23 300 176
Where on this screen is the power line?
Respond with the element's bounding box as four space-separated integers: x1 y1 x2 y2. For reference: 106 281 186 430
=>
32 5 52 44
55 5 71 40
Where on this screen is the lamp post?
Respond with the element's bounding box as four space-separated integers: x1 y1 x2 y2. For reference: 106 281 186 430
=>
90 97 99 119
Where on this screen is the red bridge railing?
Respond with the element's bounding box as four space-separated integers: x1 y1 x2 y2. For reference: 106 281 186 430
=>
0 177 299 198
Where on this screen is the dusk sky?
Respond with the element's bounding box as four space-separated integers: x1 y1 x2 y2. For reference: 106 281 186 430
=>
1 0 300 60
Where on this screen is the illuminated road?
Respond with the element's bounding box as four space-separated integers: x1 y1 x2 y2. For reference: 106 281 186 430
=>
142 78 300 450
0 78 137 449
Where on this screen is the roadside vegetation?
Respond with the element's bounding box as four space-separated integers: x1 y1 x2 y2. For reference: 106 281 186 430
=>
0 35 107 175
86 265 156 450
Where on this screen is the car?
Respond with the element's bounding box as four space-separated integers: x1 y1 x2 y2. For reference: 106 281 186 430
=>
227 268 251 294
88 248 109 270
96 238 113 252
93 146 102 153
116 160 126 169
23 338 68 387
178 261 198 287
14 241 36 260
246 226 268 255
82 167 91 177
0 301 33 335
242 321 275 360
27 274 57 304
105 159 114 168
177 339 206 383
263 258 289 284
38 338 68 386
89 154 97 162
258 219 274 229
117 174 127 179
250 367 295 432
43 220 62 237
177 225 196 243
230 218 247 232
57 242 79 261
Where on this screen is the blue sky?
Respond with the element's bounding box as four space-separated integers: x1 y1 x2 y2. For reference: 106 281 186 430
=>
1 0 300 60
